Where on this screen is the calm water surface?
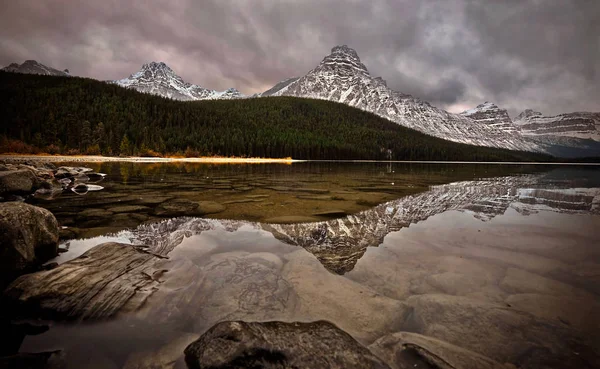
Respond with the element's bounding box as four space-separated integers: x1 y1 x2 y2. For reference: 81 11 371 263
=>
12 163 600 368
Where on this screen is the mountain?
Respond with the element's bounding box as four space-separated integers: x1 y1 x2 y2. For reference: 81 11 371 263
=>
113 62 243 101
514 110 600 141
2 60 70 76
460 102 520 134
0 71 553 161
512 109 600 157
269 45 540 152
259 77 299 97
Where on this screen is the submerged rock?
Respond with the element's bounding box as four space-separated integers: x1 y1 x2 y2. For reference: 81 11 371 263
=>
0 202 59 284
369 332 510 369
3 242 164 320
184 320 390 369
153 200 225 217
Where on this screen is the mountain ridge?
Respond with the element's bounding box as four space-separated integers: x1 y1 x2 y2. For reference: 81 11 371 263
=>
269 45 540 152
113 61 243 101
1 60 70 77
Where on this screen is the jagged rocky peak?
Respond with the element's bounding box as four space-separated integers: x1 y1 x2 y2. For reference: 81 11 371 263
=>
460 102 519 133
2 60 70 76
514 108 600 141
114 61 244 101
320 45 369 76
269 45 540 152
515 109 543 123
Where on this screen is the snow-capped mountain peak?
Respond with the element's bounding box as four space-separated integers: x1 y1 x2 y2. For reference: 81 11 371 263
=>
271 45 540 152
514 109 600 142
114 62 244 101
2 60 70 76
460 102 520 134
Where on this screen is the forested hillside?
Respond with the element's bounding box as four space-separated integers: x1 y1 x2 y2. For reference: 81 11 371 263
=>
0 72 553 161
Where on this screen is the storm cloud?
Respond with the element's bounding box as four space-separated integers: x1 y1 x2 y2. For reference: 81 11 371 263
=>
1 0 598 116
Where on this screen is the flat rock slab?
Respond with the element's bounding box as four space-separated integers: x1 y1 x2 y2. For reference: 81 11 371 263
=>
184 320 390 369
3 242 165 320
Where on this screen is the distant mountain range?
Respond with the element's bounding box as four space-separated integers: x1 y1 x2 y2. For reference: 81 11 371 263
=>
113 61 243 101
2 60 70 77
3 47 599 157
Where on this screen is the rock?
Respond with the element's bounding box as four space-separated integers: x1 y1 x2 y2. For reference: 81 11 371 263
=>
3 242 164 320
54 167 79 179
184 320 390 369
77 208 114 219
312 209 348 217
401 294 597 368
0 202 59 284
71 183 89 194
106 205 149 214
86 172 106 181
153 200 225 217
58 227 80 240
222 199 263 204
0 321 50 356
0 350 65 369
369 332 510 369
263 215 321 224
0 169 39 195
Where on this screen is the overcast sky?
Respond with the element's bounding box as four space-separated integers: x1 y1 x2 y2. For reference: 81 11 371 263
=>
1 0 598 116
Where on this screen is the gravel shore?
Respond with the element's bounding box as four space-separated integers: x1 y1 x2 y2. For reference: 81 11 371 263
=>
0 155 301 164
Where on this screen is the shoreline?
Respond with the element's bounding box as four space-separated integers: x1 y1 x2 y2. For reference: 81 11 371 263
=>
1 154 598 165
0 154 302 164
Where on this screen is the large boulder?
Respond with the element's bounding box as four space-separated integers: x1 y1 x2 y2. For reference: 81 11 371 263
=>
0 202 58 284
0 169 39 195
184 320 390 369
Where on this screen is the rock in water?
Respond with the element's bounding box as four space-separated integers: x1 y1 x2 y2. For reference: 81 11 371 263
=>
0 169 39 195
184 320 390 369
369 332 509 369
0 202 58 284
3 242 164 320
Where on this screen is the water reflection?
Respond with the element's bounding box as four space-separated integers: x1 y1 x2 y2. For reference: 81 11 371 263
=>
27 162 557 239
124 171 599 274
9 166 600 369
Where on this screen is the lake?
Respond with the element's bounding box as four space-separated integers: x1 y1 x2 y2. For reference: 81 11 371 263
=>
8 162 600 368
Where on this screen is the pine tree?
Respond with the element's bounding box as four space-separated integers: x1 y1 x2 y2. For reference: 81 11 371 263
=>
119 135 131 156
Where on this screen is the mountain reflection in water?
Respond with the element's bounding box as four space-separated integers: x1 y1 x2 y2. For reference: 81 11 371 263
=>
10 165 600 369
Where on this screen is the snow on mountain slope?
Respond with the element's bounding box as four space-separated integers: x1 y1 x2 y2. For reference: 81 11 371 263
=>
113 62 244 101
460 102 520 134
271 45 540 152
514 109 600 141
259 77 300 97
2 60 70 76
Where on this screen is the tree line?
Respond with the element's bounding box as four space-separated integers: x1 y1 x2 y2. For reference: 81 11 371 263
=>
0 71 553 162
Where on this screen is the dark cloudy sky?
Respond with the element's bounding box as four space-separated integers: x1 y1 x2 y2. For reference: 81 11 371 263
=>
1 0 598 116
